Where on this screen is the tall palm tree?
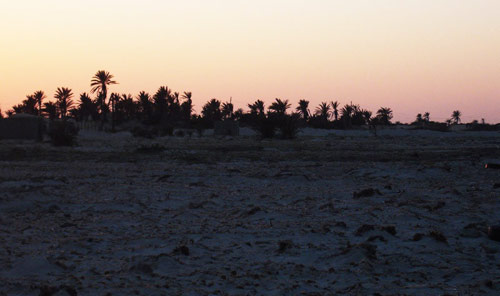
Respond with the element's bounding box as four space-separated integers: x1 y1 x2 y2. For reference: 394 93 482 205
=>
423 112 430 122
33 91 46 116
296 100 310 121
90 70 117 128
416 113 423 123
451 110 461 124
268 98 290 115
180 91 193 122
54 87 74 119
330 101 340 121
315 102 331 121
376 107 393 125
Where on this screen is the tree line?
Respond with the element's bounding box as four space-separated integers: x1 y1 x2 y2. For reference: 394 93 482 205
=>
2 70 471 133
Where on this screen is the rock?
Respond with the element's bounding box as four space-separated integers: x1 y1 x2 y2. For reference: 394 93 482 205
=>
429 230 447 243
380 225 397 236
424 201 446 211
488 225 500 242
277 240 293 253
355 224 375 236
130 263 153 274
173 245 190 256
412 233 425 241
460 223 483 238
247 206 261 216
367 235 387 243
39 285 59 296
353 188 382 199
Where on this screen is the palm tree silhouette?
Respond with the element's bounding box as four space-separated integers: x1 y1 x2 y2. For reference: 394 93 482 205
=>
33 91 46 116
315 102 331 122
90 70 117 128
202 98 222 125
54 87 74 119
152 86 180 123
222 100 234 120
268 98 290 115
423 112 430 122
137 91 152 122
78 92 98 121
362 110 372 124
341 104 354 128
376 107 393 125
180 92 193 122
248 100 265 116
330 101 340 121
43 102 58 120
296 100 310 121
451 110 461 124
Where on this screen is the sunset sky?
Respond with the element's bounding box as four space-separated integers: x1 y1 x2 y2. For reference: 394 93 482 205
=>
1 0 499 122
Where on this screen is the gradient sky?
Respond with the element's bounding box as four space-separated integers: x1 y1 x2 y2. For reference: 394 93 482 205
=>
1 0 499 122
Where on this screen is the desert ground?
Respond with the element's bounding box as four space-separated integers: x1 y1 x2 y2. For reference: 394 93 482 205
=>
1 128 500 295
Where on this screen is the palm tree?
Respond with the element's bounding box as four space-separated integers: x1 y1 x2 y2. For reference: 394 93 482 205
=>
423 112 430 122
54 87 74 119
248 100 265 116
202 98 222 126
376 107 393 125
315 102 331 121
268 98 291 115
416 113 423 123
330 101 340 121
296 99 310 120
33 91 46 116
78 92 98 121
340 104 354 128
153 86 172 120
180 91 193 122
137 91 152 121
221 100 234 120
43 102 58 120
451 110 461 124
90 70 117 128
362 110 372 124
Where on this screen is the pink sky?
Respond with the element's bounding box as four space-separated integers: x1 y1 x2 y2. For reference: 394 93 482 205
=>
1 0 499 122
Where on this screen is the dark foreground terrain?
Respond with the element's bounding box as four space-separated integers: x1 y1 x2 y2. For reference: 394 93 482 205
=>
1 130 500 295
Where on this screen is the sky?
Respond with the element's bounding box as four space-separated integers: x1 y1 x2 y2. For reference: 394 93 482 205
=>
1 0 499 123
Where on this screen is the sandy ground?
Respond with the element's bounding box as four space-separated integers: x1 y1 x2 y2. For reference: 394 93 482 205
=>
1 129 500 295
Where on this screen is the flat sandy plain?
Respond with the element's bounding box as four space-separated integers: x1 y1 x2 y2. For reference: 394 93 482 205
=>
1 128 500 295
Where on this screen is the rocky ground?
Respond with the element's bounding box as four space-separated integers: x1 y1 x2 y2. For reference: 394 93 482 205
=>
1 130 500 295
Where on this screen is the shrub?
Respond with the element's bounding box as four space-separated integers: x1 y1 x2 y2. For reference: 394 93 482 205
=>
253 116 276 139
279 113 301 139
49 120 78 146
131 126 156 139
